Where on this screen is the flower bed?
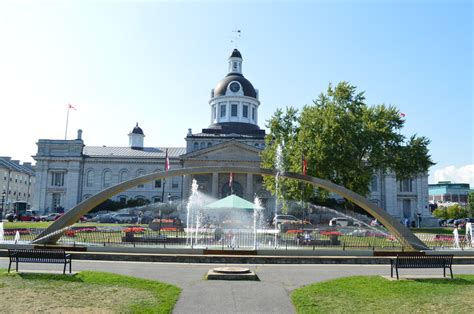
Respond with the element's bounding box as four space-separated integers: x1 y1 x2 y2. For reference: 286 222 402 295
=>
3 228 31 236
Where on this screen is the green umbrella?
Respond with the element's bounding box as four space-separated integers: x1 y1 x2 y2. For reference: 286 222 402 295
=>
205 194 261 210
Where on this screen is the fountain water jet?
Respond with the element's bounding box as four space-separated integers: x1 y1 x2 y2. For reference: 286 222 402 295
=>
253 196 263 250
274 143 284 247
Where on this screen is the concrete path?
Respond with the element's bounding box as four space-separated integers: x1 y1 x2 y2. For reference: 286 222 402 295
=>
1 258 473 313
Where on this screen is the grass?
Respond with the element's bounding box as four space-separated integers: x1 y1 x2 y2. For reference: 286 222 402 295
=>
291 275 474 314
0 269 181 313
411 227 465 235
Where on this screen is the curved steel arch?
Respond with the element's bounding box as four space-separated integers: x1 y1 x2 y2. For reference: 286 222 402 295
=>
33 166 428 250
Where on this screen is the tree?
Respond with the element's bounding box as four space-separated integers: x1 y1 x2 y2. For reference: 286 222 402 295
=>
261 82 435 203
468 191 474 217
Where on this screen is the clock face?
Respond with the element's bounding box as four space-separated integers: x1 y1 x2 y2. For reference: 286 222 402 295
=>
229 82 240 93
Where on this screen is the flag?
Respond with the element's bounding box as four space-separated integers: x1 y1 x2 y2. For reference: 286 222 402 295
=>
400 112 406 117
68 104 77 111
164 149 170 172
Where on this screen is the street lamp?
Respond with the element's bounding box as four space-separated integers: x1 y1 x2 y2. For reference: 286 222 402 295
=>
1 191 5 221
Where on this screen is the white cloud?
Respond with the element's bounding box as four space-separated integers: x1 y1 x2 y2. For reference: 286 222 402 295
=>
431 165 474 187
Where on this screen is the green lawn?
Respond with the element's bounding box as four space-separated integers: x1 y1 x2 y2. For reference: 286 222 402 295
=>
0 269 181 313
291 275 474 314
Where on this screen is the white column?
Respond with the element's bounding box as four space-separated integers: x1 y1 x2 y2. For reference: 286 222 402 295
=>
212 172 218 198
245 173 253 201
183 175 191 200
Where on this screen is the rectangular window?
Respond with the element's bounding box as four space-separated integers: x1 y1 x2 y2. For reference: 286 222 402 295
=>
399 179 413 192
212 106 216 119
220 104 226 118
155 179 162 188
172 177 179 189
119 196 127 204
242 104 248 118
231 104 238 117
252 107 256 120
51 172 65 187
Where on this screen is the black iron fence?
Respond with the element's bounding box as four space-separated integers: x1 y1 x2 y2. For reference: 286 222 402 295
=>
2 227 472 251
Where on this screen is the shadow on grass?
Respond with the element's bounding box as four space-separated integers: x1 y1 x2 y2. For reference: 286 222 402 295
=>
18 272 83 282
413 277 474 286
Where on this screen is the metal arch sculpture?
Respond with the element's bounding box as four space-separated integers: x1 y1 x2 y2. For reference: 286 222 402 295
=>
33 166 429 250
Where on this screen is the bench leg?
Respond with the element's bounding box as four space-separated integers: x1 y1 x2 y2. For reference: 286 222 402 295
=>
69 261 72 274
443 267 446 278
396 268 399 280
16 260 18 273
449 267 453 279
63 263 66 275
8 260 11 273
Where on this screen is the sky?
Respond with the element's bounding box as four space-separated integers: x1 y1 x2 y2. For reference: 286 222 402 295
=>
0 0 472 186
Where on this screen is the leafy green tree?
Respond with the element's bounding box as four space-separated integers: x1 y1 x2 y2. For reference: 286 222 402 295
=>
468 191 474 217
432 207 448 219
261 82 435 203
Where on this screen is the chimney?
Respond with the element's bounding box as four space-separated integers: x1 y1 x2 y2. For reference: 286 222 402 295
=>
77 129 83 140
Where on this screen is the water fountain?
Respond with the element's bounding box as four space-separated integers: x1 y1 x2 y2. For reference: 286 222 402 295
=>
186 179 201 247
274 143 284 247
253 196 263 250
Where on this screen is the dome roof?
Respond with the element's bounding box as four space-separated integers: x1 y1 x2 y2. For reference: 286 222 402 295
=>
229 49 242 59
213 73 257 98
131 123 144 135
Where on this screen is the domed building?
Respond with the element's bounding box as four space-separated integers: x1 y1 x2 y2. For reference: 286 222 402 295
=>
181 48 269 202
31 49 430 226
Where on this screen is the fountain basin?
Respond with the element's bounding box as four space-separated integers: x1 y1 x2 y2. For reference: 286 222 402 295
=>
207 266 259 280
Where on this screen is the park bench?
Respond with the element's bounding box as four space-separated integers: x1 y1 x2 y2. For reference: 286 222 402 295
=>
390 254 453 280
8 249 72 274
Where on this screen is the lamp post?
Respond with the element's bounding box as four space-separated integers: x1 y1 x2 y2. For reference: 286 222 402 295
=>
1 191 5 221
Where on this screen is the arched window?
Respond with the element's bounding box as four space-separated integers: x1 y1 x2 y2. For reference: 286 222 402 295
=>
83 194 92 200
86 170 94 187
200 142 206 149
193 142 199 150
371 176 378 192
136 169 146 188
118 195 127 204
119 169 128 182
207 142 212 147
103 170 112 188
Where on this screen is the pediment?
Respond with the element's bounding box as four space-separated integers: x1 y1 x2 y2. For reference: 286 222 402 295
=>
181 140 261 162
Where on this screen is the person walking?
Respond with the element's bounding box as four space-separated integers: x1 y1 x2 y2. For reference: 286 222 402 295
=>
453 225 461 249
137 211 143 224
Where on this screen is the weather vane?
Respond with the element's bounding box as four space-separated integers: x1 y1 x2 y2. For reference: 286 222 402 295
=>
230 29 241 48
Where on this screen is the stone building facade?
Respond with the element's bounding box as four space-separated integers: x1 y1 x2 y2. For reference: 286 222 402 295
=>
0 156 35 214
31 48 431 224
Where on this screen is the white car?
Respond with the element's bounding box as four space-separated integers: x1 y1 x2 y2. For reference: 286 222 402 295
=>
273 215 300 226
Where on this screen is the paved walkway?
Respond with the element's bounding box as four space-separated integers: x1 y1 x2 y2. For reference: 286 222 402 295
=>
1 258 473 313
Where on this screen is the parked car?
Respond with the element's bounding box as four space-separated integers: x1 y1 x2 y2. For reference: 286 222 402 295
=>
40 213 63 221
272 215 299 226
90 213 117 223
18 211 41 222
112 213 137 224
328 217 361 227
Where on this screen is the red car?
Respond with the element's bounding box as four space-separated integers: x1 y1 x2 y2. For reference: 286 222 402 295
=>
18 212 41 222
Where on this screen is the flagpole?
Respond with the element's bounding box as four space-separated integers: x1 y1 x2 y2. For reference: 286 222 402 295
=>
64 105 70 140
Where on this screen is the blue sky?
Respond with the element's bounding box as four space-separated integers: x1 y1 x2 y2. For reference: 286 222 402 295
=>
0 0 472 185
